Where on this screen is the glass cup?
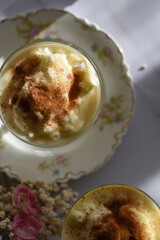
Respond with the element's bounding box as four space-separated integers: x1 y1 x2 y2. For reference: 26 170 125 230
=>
0 40 103 148
62 184 160 240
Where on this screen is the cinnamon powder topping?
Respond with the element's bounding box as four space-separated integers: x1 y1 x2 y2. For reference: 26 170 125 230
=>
69 72 82 102
2 55 82 125
91 197 146 240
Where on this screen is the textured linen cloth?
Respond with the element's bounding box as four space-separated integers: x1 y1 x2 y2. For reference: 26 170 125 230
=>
0 0 160 209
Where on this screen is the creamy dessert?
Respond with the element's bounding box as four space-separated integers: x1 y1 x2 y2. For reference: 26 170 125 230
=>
0 41 101 145
62 184 160 240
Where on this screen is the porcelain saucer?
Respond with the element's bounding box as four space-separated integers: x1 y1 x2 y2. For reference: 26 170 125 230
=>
0 9 134 182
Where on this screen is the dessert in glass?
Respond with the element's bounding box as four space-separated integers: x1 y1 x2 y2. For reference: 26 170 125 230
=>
62 184 160 240
0 40 102 148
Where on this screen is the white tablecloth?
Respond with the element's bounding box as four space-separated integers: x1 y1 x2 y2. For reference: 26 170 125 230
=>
0 0 160 206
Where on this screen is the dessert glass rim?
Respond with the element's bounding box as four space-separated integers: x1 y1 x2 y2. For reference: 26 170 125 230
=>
62 183 160 239
0 39 103 149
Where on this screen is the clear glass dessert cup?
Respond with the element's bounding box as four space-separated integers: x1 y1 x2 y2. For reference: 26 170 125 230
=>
0 39 103 148
62 184 160 240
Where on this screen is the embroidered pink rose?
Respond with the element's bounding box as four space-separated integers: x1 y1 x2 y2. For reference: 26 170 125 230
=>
14 185 42 216
13 213 43 239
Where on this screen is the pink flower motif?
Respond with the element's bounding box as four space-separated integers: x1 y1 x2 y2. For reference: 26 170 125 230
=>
56 154 64 163
13 213 43 240
104 46 113 56
109 112 116 120
28 25 38 38
100 107 108 117
14 185 42 216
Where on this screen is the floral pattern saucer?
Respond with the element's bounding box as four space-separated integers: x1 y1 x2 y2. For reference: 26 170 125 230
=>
0 9 134 182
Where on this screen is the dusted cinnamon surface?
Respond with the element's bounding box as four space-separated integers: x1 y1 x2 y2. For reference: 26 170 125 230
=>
2 56 80 127
0 43 100 144
63 185 160 240
91 200 145 240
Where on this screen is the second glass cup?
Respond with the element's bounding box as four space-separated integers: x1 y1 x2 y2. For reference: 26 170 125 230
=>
62 184 160 240
0 40 102 148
